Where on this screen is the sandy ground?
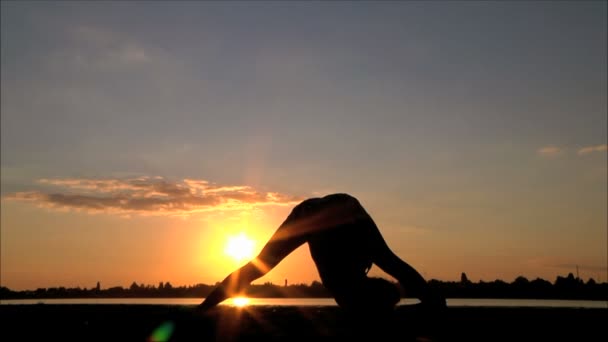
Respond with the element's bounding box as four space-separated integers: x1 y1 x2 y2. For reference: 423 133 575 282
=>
1 304 606 341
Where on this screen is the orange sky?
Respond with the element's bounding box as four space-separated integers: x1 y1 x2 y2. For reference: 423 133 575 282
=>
2 182 606 291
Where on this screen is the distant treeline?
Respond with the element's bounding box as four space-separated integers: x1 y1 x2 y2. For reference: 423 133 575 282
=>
1 273 606 300
428 273 607 300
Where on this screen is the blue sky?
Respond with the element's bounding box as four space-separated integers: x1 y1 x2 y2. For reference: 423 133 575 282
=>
1 1 606 289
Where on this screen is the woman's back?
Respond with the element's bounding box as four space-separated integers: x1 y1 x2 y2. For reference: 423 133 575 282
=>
300 194 377 290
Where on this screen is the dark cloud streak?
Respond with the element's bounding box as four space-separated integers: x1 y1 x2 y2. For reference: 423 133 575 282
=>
5 177 302 216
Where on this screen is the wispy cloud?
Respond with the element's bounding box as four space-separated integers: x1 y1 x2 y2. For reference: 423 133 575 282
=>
537 146 562 158
577 144 607 156
552 263 608 272
4 177 303 217
55 26 151 69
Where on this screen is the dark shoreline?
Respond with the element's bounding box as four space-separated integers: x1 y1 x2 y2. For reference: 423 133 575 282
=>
1 304 607 341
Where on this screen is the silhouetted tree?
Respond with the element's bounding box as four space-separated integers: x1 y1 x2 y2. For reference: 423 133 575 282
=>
0 274 606 300
554 273 585 299
513 276 529 285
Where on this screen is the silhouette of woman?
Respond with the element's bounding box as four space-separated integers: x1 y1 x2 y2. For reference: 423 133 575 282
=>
198 193 445 313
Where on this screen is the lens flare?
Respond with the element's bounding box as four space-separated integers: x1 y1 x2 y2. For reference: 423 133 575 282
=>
148 320 175 342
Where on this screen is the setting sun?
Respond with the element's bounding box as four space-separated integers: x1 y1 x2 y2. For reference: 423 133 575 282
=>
225 233 255 262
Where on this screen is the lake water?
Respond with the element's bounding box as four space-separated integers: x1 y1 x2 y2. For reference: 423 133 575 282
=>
1 298 606 308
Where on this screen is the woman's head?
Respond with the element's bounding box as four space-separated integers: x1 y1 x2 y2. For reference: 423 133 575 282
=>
334 277 400 314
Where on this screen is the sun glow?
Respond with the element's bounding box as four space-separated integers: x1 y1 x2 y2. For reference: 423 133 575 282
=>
232 297 250 307
225 233 255 262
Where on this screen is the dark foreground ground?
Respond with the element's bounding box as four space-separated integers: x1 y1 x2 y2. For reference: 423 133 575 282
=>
1 304 607 341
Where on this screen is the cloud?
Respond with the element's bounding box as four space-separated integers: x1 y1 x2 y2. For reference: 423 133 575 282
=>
526 258 608 274
577 144 607 156
4 177 303 217
59 26 151 69
537 146 562 158
552 264 608 272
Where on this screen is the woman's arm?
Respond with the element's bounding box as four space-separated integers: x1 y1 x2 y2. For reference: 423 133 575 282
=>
374 248 445 308
365 218 445 307
198 207 309 311
198 260 265 311
374 248 428 297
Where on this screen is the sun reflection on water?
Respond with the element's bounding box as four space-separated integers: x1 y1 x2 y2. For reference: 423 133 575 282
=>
232 297 250 307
